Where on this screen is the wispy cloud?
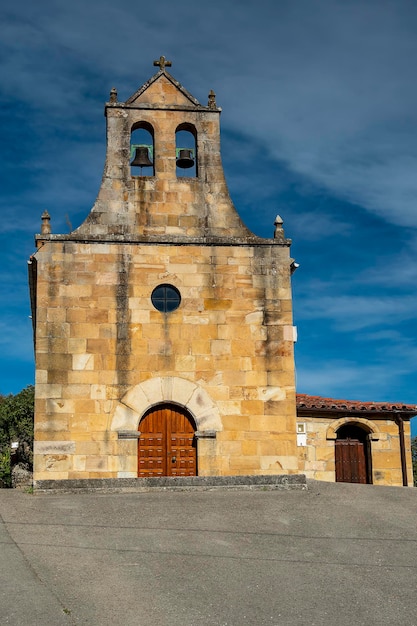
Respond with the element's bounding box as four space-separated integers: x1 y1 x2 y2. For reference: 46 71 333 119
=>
357 243 417 289
297 292 417 331
296 358 414 403
289 212 352 241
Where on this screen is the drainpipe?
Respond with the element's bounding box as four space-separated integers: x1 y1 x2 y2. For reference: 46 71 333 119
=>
395 414 408 487
27 256 37 350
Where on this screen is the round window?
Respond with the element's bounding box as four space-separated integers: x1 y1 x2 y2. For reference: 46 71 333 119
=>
151 284 181 312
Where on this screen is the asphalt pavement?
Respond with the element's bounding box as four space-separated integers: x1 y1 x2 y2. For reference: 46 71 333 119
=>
0 480 416 626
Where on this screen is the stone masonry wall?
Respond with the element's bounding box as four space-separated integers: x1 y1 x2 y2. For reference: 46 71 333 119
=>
296 416 413 486
33 239 298 480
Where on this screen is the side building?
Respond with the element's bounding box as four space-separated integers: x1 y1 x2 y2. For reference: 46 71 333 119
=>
296 395 416 486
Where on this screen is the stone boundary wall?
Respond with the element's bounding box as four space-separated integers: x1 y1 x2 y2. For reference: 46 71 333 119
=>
34 473 307 493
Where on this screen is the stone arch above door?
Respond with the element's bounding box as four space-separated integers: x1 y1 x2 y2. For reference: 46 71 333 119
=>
326 417 380 441
111 376 223 435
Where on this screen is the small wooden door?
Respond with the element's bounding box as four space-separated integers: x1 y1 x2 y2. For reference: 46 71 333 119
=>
335 439 367 483
138 404 197 477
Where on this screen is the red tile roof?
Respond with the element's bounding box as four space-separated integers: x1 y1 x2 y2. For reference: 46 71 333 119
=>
296 394 417 414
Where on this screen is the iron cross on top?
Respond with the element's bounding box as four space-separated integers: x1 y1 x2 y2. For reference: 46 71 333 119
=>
153 56 172 70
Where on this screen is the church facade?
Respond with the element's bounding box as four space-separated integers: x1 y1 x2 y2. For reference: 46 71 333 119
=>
29 58 299 484
29 58 415 487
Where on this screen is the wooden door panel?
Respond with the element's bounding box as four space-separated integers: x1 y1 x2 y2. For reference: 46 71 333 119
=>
355 444 367 483
168 406 196 477
170 434 196 476
138 434 165 477
138 407 166 477
335 439 367 484
138 404 196 477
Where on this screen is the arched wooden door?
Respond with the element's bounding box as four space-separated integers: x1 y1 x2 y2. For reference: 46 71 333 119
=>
138 404 197 477
335 425 372 484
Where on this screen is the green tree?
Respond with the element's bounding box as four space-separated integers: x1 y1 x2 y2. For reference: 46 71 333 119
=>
0 385 34 487
412 436 417 488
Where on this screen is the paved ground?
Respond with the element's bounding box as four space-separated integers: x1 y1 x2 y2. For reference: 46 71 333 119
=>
0 480 416 626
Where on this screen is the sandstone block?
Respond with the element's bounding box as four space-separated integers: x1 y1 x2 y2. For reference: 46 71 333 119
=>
72 354 95 371
85 456 108 471
229 456 260 471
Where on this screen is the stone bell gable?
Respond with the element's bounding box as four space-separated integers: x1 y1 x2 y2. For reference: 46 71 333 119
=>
74 60 254 241
29 58 298 484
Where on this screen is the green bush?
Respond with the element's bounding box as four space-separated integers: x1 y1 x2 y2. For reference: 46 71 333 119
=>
0 385 34 487
0 448 11 487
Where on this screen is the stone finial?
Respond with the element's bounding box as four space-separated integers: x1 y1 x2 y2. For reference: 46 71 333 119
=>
41 210 51 235
153 55 172 70
208 89 217 109
109 87 118 103
274 214 284 240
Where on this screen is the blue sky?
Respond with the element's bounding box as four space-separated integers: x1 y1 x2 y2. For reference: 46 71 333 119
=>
1 0 416 430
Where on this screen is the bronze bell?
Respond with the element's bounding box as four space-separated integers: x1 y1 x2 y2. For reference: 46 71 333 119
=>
176 149 195 169
131 146 153 168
